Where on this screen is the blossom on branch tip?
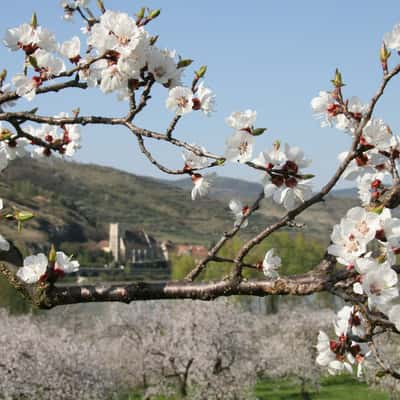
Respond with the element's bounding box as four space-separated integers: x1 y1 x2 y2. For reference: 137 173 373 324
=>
3 23 57 54
262 249 281 279
191 173 212 200
225 110 257 131
356 260 398 310
384 23 400 52
310 91 336 127
182 146 209 170
229 199 249 228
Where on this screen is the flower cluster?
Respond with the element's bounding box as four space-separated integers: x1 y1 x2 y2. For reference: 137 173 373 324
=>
253 142 313 210
317 306 370 377
25 113 81 158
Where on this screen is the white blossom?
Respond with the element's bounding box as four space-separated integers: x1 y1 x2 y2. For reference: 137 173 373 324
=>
334 305 366 339
357 260 398 310
328 222 368 266
363 118 392 151
310 91 336 127
384 23 400 51
17 253 48 284
147 47 182 87
262 249 281 279
182 146 209 170
55 251 80 274
225 131 254 163
60 36 80 61
3 23 57 53
166 86 193 115
225 110 256 131
191 174 212 200
229 199 248 228
316 331 353 375
12 74 38 101
193 82 215 115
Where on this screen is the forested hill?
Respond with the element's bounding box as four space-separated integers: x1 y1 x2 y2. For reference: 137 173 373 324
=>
0 158 358 254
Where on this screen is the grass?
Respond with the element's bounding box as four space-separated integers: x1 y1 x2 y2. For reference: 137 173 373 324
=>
115 376 390 400
255 375 389 400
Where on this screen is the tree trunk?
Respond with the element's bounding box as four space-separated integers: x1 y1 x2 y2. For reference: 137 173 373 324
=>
300 378 311 400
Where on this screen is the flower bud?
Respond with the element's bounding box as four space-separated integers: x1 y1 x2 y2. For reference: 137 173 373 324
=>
380 42 391 74
331 68 345 88
380 42 391 63
31 12 38 29
48 244 57 264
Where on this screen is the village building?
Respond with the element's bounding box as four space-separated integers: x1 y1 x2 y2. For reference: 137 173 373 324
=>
107 223 169 265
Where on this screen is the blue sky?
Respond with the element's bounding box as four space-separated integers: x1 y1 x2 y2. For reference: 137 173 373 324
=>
1 1 400 190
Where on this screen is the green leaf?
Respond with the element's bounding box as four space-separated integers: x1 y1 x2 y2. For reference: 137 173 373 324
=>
136 7 145 20
177 59 194 69
148 9 161 19
195 65 207 78
251 128 267 136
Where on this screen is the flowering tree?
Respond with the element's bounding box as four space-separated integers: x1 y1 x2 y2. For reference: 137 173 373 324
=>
0 300 335 399
2 0 400 383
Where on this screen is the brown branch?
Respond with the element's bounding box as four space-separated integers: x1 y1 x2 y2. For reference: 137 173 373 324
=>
33 256 337 308
126 76 155 121
166 115 181 139
0 80 87 105
135 133 188 175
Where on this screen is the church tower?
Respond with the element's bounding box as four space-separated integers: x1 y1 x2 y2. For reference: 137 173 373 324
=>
109 223 120 262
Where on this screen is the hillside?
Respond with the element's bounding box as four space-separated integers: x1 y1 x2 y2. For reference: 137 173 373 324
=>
0 158 359 255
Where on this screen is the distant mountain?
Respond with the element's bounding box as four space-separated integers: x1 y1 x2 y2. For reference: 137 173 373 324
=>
167 176 263 202
331 187 358 198
0 159 359 256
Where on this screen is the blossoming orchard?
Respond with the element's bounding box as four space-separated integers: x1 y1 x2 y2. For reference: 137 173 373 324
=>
2 0 400 384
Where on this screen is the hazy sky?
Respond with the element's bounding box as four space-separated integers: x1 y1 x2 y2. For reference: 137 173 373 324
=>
1 1 400 190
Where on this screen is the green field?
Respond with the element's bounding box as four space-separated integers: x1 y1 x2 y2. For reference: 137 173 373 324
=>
255 376 389 400
116 376 390 400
